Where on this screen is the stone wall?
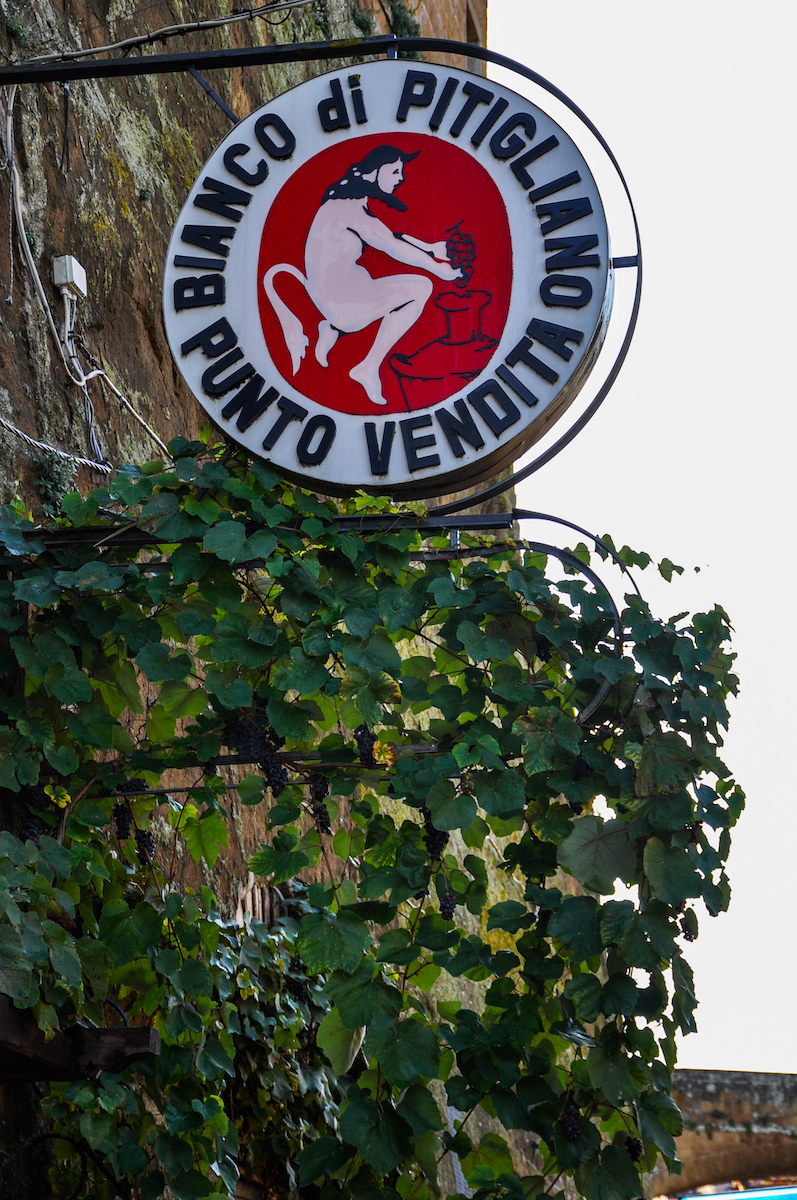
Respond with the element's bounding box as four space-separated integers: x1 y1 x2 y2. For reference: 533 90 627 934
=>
650 1071 797 1196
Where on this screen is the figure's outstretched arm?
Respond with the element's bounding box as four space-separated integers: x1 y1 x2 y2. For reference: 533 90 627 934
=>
355 211 462 280
399 234 450 261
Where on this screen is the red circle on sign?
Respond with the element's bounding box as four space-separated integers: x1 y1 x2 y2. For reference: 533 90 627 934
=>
257 133 512 417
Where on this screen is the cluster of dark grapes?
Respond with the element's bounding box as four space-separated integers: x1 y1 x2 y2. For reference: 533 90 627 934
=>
445 223 476 289
113 778 142 841
310 774 332 835
353 725 377 768
224 708 289 797
113 803 133 841
440 891 456 920
419 804 449 861
135 827 156 866
558 1106 581 1142
25 785 48 811
680 916 696 942
223 712 268 760
534 636 552 663
625 1136 643 1163
19 784 49 846
572 753 590 781
262 749 289 798
20 814 47 847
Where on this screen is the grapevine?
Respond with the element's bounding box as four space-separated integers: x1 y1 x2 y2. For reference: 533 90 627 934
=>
0 438 741 1200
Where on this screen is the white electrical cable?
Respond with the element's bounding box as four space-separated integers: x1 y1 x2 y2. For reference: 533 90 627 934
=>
6 85 83 388
96 372 171 458
0 411 113 471
62 291 108 465
70 318 172 458
24 0 318 66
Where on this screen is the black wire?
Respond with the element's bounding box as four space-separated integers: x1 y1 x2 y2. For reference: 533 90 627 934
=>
103 996 130 1028
413 538 625 726
27 1134 88 1200
27 1132 135 1200
79 0 175 40
58 82 70 174
511 510 644 600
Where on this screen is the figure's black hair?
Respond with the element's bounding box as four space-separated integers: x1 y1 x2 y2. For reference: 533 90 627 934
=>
322 144 419 211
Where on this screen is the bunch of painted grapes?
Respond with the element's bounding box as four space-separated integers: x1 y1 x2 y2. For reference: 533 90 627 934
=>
445 223 476 288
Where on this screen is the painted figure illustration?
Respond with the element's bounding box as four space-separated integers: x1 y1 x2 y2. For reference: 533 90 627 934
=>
262 145 463 407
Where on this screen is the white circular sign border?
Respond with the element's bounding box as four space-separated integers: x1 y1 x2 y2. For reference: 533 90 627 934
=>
163 60 612 498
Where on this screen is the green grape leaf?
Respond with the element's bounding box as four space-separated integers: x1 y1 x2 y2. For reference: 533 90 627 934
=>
296 1137 352 1186
183 811 228 869
195 1035 234 1079
135 642 192 683
636 732 692 796
643 838 702 905
586 1046 639 1104
202 520 247 562
548 896 601 959
558 817 637 893
296 911 371 974
640 1088 683 1156
426 778 477 831
339 1094 406 1174
582 1145 641 1200
397 1083 444 1136
316 1008 365 1074
0 926 36 1002
461 1131 514 1185
365 1015 439 1086
325 961 402 1029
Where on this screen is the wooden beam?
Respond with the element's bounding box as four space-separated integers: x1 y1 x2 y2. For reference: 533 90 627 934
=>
0 997 160 1082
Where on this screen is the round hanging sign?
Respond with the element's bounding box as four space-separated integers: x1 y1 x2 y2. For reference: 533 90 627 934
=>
163 60 613 498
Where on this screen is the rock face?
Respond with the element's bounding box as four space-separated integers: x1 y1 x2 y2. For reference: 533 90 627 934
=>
0 0 487 507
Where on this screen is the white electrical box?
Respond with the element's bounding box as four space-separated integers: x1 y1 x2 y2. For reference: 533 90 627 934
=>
51 255 87 300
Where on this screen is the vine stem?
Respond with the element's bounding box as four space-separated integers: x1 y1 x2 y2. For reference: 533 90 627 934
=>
167 770 205 884
56 773 97 843
403 1090 488 1200
399 883 429 997
434 1092 485 1162
310 809 345 908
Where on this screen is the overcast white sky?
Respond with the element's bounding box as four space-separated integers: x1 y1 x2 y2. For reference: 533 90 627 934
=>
487 0 797 1073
